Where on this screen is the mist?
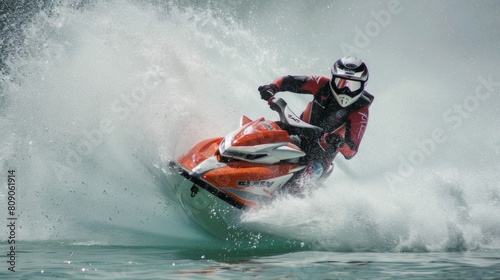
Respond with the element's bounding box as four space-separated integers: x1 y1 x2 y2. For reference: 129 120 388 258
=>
1 0 499 251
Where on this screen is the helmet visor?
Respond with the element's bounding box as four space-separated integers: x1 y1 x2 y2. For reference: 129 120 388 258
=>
334 78 362 95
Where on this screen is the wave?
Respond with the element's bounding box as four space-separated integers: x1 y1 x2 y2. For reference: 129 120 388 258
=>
1 0 499 252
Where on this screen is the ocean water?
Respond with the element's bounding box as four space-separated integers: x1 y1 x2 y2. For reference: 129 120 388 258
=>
1 0 500 279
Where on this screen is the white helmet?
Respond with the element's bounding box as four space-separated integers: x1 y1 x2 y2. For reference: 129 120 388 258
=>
330 56 369 107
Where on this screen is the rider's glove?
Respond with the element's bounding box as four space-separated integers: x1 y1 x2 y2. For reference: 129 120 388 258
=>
325 133 344 149
258 84 278 101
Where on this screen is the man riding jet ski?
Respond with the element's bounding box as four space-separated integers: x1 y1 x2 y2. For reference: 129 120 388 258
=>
258 56 374 181
164 57 375 238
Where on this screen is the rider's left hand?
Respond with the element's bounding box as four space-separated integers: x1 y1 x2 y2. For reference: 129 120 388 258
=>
325 133 344 148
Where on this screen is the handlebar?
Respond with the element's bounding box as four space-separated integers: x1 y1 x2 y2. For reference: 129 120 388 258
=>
268 97 324 138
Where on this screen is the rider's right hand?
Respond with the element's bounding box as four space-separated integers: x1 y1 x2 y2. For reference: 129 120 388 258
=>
258 84 278 101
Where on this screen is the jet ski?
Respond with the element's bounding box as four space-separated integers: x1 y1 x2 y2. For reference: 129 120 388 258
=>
164 97 324 238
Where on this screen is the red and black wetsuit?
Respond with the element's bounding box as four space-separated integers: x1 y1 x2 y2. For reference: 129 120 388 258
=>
271 75 374 166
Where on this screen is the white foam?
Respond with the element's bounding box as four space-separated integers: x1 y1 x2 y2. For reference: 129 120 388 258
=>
1 1 499 251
